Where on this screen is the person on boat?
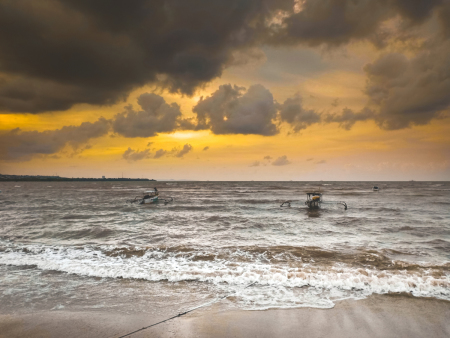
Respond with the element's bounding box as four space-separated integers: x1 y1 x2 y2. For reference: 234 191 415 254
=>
143 188 158 200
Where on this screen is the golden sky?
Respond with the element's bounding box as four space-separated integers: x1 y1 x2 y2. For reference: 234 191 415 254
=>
0 1 449 180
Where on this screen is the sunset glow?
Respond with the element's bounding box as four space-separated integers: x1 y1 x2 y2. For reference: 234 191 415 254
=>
0 1 449 181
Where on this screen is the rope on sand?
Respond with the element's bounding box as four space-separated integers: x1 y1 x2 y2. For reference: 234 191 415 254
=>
116 282 257 338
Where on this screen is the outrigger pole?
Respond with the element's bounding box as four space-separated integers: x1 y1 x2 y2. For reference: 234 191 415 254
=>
320 200 347 210
280 201 294 207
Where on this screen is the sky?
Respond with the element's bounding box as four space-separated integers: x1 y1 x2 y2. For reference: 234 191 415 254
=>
0 0 449 181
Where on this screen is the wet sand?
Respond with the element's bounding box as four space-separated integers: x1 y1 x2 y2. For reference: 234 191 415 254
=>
1 295 449 338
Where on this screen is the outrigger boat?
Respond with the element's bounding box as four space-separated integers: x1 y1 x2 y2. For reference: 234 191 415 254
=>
305 192 322 209
142 188 159 204
129 188 173 205
281 192 347 210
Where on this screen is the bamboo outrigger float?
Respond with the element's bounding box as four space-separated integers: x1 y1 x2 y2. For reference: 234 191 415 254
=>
281 192 347 210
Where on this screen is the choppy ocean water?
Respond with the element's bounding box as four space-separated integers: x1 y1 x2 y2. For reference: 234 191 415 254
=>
0 181 449 315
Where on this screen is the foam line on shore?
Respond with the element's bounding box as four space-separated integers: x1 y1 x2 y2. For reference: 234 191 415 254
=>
1 243 449 309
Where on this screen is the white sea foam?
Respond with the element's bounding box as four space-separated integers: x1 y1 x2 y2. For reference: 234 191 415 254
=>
0 244 448 310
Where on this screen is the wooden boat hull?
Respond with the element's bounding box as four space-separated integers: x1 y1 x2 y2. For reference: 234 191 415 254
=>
140 196 159 204
305 200 320 209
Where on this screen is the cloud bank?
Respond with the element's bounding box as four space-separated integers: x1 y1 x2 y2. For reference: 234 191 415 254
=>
193 84 322 135
0 118 110 161
194 84 279 136
0 91 195 161
278 93 321 132
364 40 450 130
112 93 191 137
122 148 152 161
1 0 449 114
122 143 193 162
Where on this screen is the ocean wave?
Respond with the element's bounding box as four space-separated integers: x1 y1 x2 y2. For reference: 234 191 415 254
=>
0 244 448 309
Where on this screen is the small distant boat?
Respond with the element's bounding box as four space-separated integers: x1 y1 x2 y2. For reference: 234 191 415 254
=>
305 192 322 209
281 192 347 210
129 188 173 205
373 186 379 191
141 188 159 204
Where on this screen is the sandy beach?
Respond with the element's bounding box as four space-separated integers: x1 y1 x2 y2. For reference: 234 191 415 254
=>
1 294 449 338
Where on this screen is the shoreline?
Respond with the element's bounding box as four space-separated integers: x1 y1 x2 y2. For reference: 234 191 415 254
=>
0 178 155 182
1 294 449 338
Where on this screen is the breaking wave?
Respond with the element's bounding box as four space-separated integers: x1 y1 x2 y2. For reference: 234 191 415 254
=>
1 243 448 310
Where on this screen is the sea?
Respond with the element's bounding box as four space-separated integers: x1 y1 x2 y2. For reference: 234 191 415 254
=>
0 181 449 316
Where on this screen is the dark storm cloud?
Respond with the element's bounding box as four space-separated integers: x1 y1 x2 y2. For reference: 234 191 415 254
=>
0 0 140 113
194 84 279 136
0 0 294 113
363 41 450 129
392 0 443 24
0 118 110 160
0 0 448 146
438 2 450 37
193 84 323 135
270 0 447 47
271 0 391 47
175 144 193 158
2 0 447 114
122 148 152 161
112 93 188 137
0 75 128 113
272 155 291 166
278 94 321 132
323 37 450 130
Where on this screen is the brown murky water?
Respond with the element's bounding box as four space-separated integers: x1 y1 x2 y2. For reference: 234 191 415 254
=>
0 181 449 314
